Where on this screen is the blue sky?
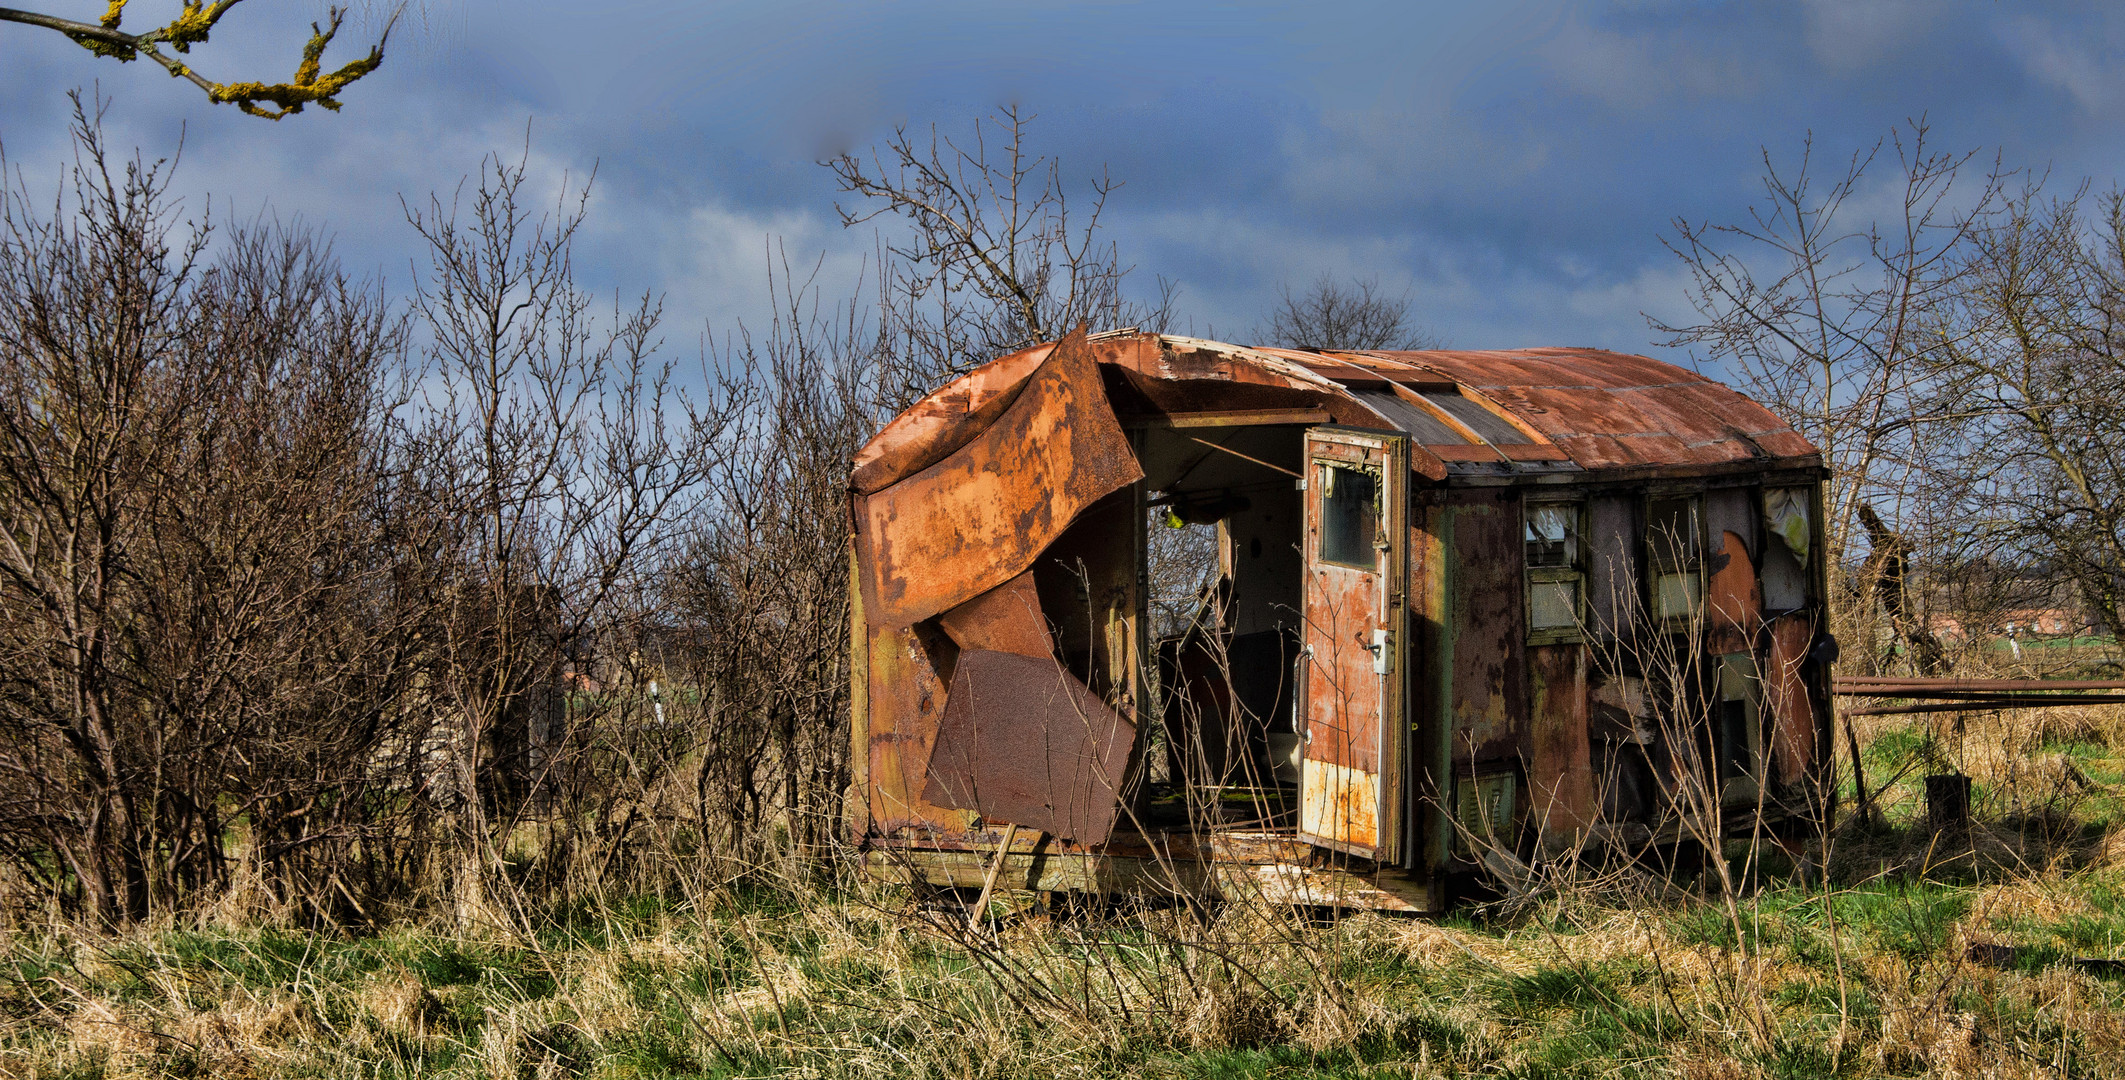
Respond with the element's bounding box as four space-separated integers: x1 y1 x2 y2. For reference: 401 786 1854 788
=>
4 1 2124 370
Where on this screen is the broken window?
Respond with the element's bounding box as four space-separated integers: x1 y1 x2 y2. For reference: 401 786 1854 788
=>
1715 653 1762 795
1525 500 1584 642
1316 463 1380 569
1647 494 1704 624
1761 487 1812 612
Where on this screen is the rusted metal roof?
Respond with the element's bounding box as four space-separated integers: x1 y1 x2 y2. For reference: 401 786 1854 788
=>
1295 346 1818 471
851 334 1819 488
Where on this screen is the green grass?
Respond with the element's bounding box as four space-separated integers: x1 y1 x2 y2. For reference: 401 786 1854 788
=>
18 705 2125 1079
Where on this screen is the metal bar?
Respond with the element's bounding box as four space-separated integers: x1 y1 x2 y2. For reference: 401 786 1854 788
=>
1844 698 2125 717
1125 408 1331 429
1184 435 1304 478
1835 678 2125 693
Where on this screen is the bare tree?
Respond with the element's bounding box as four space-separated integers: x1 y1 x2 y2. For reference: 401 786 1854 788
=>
1912 183 2125 644
0 1 395 118
1253 273 1438 351
402 148 734 921
1653 121 2001 671
827 105 1172 410
0 97 425 925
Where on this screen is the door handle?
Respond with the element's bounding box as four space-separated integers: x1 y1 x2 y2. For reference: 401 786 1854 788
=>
1369 628 1393 674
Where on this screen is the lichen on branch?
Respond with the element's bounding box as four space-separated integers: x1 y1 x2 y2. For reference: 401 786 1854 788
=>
1 1 393 118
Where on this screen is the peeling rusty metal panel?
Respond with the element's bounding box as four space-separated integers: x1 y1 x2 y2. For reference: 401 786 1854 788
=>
1449 491 1525 761
856 329 1143 628
851 344 1056 494
1526 644 1594 847
1765 615 1816 785
920 649 1136 845
1706 487 1761 654
937 570 1052 658
866 622 978 835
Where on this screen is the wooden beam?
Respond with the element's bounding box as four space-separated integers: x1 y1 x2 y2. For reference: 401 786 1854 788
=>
1125 409 1331 429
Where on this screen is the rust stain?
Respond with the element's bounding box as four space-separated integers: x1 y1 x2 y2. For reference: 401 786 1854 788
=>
920 649 1136 845
1765 615 1816 785
1526 644 1594 839
1299 760 1381 851
1449 494 1524 759
856 328 1143 628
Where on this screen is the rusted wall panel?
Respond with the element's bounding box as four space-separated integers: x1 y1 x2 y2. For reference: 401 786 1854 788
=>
1449 491 1526 761
1764 614 1816 785
1587 495 1640 640
865 623 978 835
1526 644 1594 847
921 649 1136 845
937 570 1053 658
856 330 1143 628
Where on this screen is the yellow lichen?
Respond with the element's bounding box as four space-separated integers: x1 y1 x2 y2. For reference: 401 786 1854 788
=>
205 11 381 118
162 1 236 54
63 1 386 119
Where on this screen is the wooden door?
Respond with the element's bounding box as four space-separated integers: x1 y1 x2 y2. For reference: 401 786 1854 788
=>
1297 428 1408 860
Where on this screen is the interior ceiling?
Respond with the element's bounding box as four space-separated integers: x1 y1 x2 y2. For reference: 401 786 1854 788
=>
1140 425 1308 493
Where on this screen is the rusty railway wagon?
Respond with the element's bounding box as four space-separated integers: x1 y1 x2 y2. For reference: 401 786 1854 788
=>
848 328 1833 912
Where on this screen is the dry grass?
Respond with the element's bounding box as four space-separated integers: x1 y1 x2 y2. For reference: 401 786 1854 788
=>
7 699 2125 1078
3 866 2125 1078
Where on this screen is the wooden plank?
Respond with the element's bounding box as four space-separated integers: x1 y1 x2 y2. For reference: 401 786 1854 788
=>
1124 408 1332 429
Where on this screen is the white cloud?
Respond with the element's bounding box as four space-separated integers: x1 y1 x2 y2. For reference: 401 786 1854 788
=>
1797 0 1936 72
1997 14 2125 117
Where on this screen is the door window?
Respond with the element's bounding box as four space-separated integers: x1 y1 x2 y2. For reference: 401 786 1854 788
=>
1316 463 1380 569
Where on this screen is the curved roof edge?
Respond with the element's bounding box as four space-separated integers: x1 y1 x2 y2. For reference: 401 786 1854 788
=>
852 332 1819 490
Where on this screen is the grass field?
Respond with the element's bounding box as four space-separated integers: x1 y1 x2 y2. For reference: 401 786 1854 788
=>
10 706 2125 1078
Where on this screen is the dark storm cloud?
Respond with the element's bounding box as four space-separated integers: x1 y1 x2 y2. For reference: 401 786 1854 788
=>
2 1 2121 364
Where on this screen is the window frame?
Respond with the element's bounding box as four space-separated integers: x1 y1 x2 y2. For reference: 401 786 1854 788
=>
1644 490 1706 627
1314 459 1384 571
1524 496 1586 645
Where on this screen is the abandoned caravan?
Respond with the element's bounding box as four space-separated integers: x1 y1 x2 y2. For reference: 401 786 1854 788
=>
848 328 1833 912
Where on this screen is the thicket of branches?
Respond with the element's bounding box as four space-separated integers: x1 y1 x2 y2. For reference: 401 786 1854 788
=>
0 101 876 928
0 103 1166 928
1660 121 2125 675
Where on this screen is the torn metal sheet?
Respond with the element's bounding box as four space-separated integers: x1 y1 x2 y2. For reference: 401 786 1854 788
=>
921 649 1136 845
855 329 1143 628
937 570 1053 658
851 343 1056 494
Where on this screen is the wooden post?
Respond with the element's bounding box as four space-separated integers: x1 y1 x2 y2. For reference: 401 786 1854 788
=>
970 822 1019 928
1843 714 1874 829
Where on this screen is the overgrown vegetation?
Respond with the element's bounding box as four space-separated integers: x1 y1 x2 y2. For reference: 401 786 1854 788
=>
9 723 2125 1079
12 97 2125 1076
